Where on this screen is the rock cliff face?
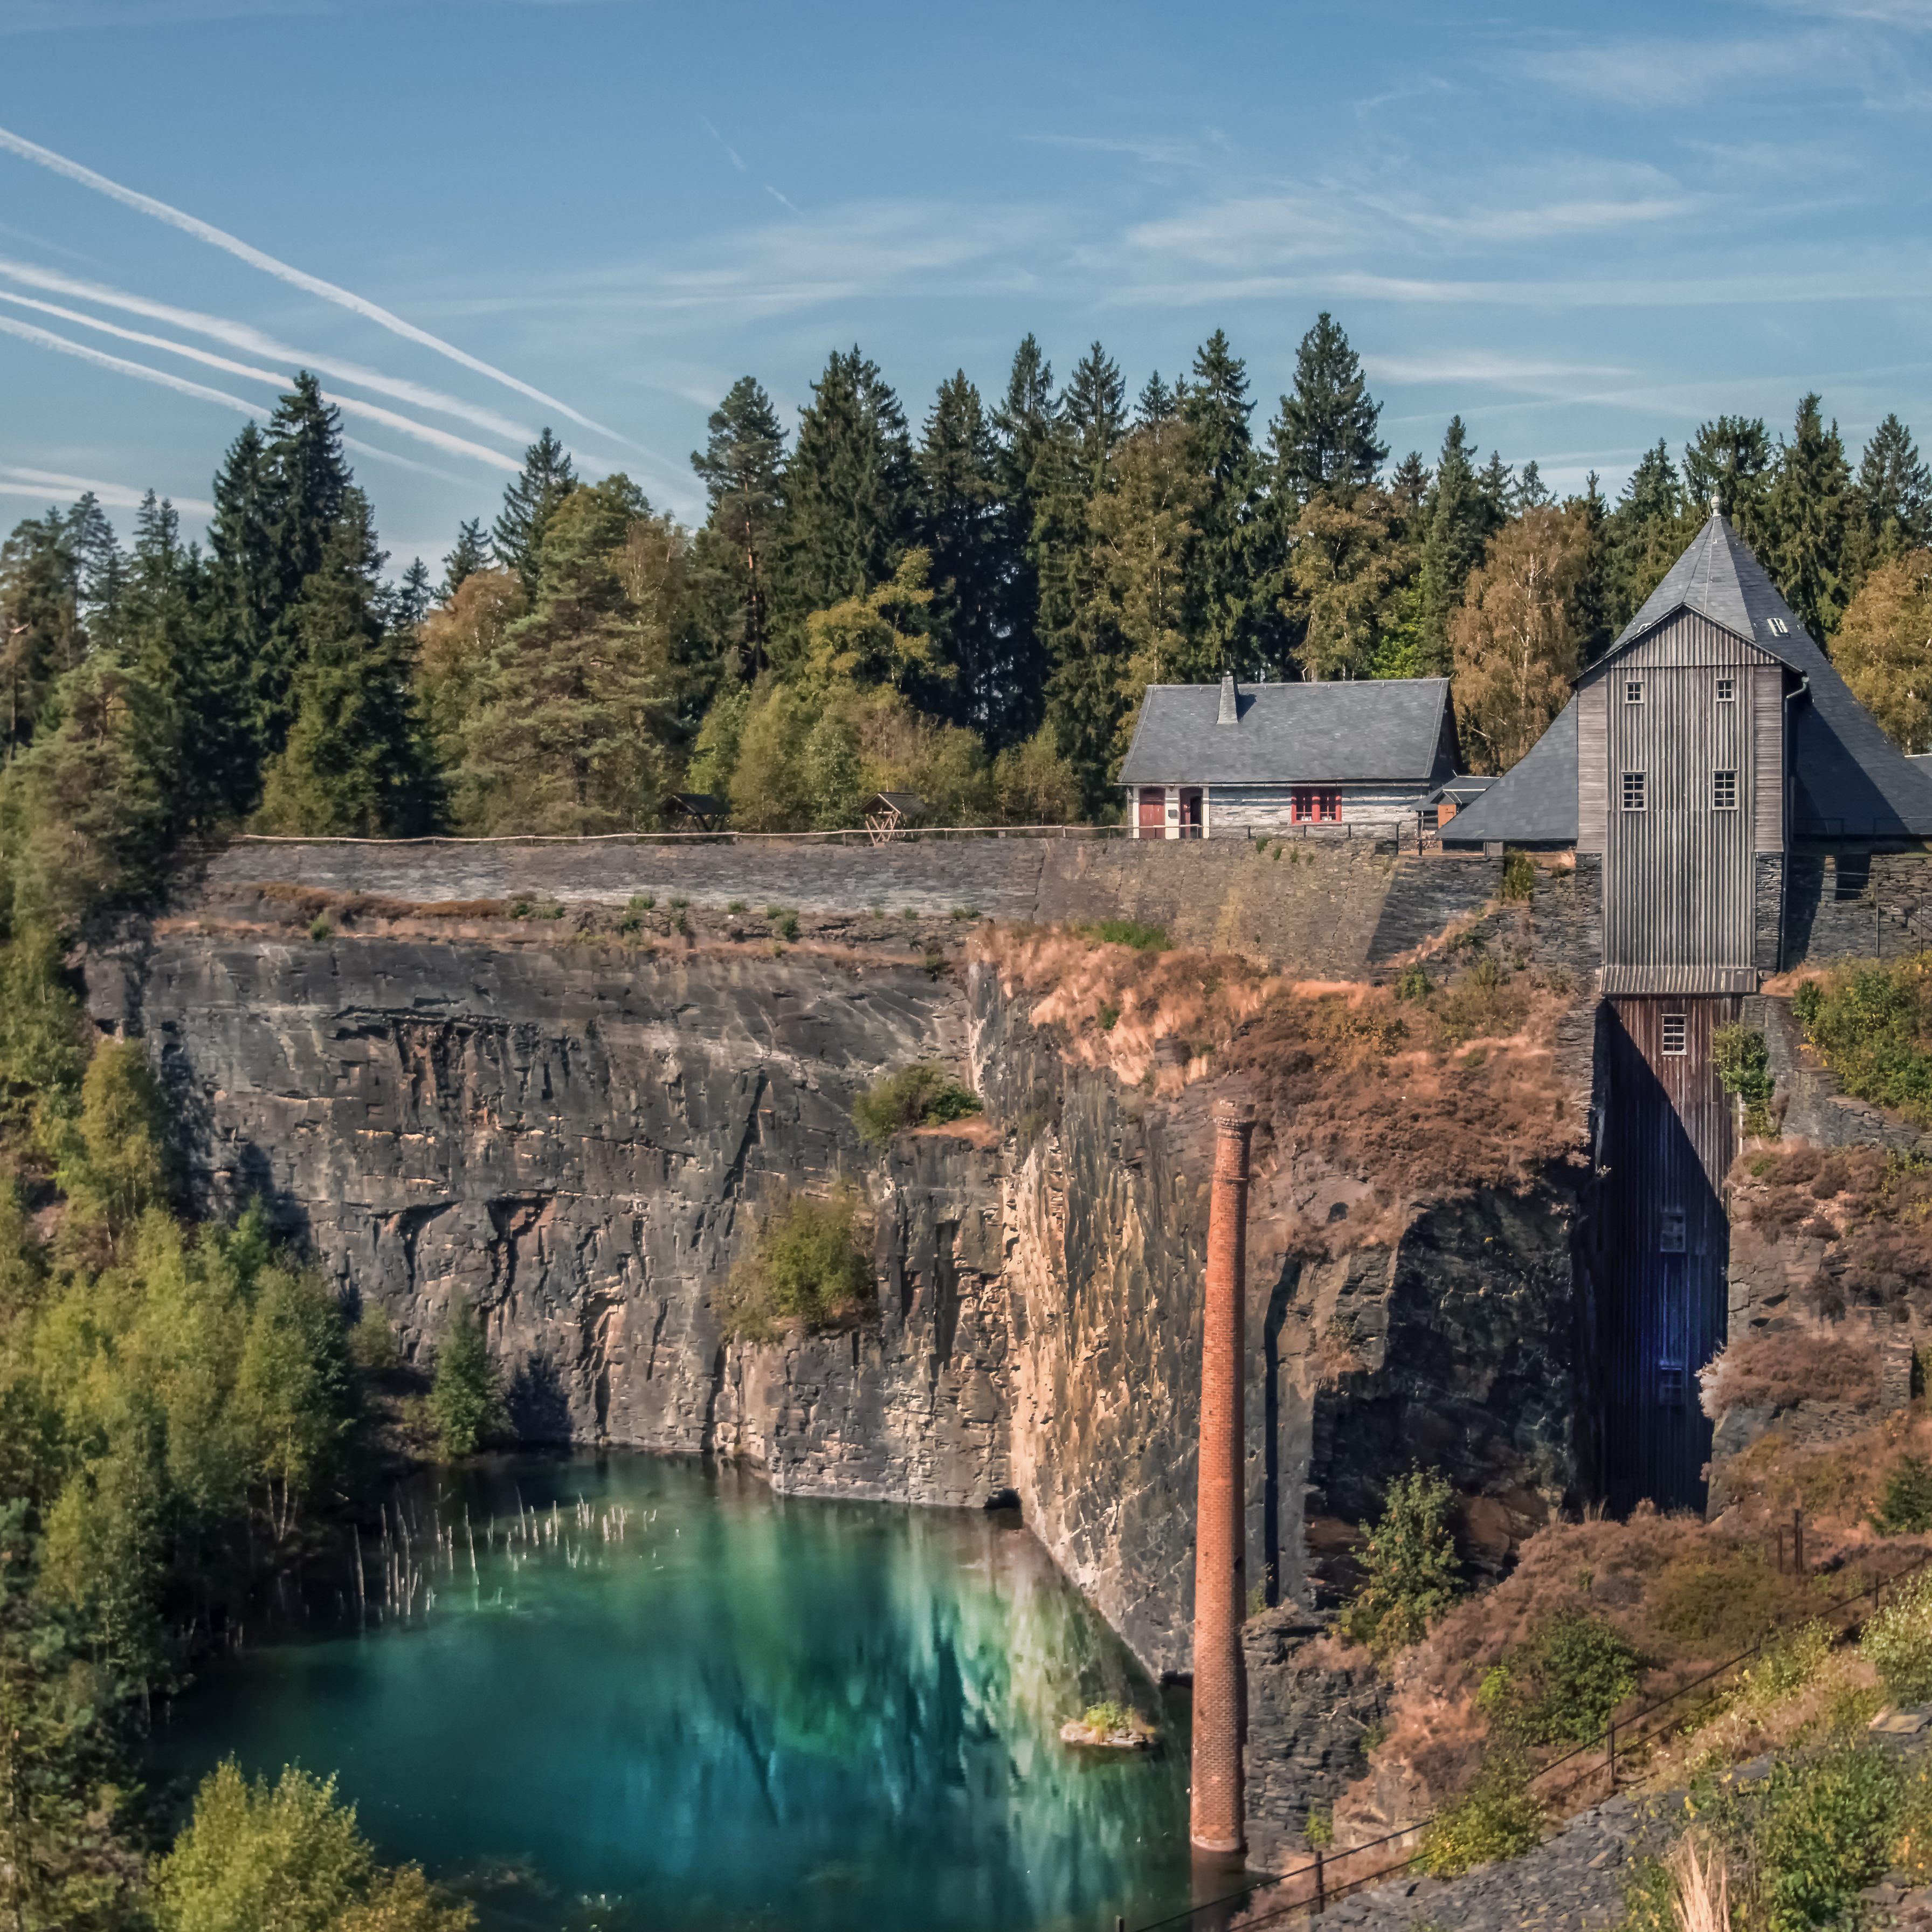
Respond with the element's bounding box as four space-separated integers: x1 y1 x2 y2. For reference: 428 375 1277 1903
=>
93 910 1598 1865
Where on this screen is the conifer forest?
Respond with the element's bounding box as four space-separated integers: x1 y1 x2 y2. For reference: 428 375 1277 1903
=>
6 316 1931 931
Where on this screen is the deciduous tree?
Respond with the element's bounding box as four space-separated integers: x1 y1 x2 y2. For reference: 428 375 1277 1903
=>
1834 549 1932 754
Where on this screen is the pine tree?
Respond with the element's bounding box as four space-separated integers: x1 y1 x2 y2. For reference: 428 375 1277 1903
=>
205 420 279 782
1569 474 1614 667
1476 451 1515 526
1388 453 1431 519
917 371 1006 737
492 429 577 588
440 519 491 602
1682 415 1774 546
1271 312 1387 504
1181 329 1262 680
1418 419 1492 672
771 348 917 660
1512 461 1554 513
390 558 433 633
459 477 675 832
1769 392 1852 642
692 377 787 674
64 492 125 633
257 491 436 836
990 336 1057 744
1136 371 1179 426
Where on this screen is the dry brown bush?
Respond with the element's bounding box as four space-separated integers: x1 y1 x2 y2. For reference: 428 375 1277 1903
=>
1700 1329 1883 1419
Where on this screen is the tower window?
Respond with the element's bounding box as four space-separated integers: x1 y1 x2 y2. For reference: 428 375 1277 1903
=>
1625 679 1644 705
1622 770 1646 812
1660 1209 1687 1252
1716 678 1735 702
1662 1012 1687 1055
1713 769 1738 810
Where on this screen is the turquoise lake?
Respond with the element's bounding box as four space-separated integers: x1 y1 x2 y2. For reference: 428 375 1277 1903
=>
151 1453 1194 1932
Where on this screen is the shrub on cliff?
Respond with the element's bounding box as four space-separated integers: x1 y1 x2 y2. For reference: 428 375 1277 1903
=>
1873 1452 1932 1535
1712 1023 1777 1137
1862 1568 1932 1702
1346 1465 1464 1655
720 1184 873 1341
1792 955 1932 1127
1417 1758 1542 1876
1477 1611 1645 1745
428 1298 505 1459
852 1065 983 1147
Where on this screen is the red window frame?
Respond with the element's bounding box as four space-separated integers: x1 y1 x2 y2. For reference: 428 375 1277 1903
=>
1290 789 1342 823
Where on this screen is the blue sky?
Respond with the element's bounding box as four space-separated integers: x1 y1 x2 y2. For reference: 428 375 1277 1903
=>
1 0 1928 575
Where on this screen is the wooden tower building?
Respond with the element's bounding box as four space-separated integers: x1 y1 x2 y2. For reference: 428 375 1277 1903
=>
1444 504 1932 1508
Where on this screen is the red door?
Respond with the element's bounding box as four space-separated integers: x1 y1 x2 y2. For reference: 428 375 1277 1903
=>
1138 788 1166 836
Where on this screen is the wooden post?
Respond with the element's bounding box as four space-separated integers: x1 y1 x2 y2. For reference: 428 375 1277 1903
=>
1793 1507 1804 1575
1314 1846 1326 1915
1606 1718 1617 1795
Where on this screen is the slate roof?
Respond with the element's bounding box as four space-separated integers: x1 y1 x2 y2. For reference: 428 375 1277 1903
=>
1117 677 1458 786
1444 513 1932 844
1610 513 1932 839
1438 699 1579 846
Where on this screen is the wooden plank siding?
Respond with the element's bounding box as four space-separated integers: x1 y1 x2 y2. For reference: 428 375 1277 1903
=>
1578 678 1608 854
1598 612 1772 974
1602 996 1737 1512
1752 664 1784 853
1199 784 1432 835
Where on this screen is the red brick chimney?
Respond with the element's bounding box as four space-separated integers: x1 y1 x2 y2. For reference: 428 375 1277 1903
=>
1191 1099 1255 1856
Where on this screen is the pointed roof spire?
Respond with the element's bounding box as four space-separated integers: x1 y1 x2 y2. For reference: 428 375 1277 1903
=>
1709 488 1724 520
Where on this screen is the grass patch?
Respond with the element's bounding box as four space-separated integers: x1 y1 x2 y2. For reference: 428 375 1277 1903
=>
852 1064 983 1147
1079 919 1169 952
717 1184 872 1342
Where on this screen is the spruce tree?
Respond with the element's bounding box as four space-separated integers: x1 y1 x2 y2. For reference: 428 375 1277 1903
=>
1271 312 1387 503
440 519 491 602
257 491 436 836
1418 418 1492 671
1181 329 1262 680
1569 474 1614 667
492 429 577 588
64 492 125 633
1847 414 1932 588
1388 453 1431 519
990 336 1057 743
206 420 280 783
1136 371 1179 426
1769 392 1852 642
1476 451 1515 527
917 371 1006 737
772 350 917 659
1036 343 1127 808
1682 415 1774 544
692 377 787 673
1605 439 1691 630
390 559 433 632
0 509 82 757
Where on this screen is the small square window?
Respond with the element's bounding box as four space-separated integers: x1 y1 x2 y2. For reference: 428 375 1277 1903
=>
1716 678 1736 702
1657 1364 1685 1407
1660 1209 1686 1252
1622 770 1646 812
1662 1012 1687 1055
1713 769 1738 810
1625 679 1644 705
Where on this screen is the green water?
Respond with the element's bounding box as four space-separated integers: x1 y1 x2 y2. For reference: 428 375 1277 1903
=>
153 1454 1193 1932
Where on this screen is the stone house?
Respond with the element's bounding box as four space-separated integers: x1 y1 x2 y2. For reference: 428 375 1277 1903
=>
1116 673 1463 838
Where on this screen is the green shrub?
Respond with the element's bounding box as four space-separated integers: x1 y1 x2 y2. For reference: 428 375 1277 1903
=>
1861 1567 1932 1700
727 899 747 914
1753 1740 1903 1930
853 1064 983 1147
951 904 978 921
1081 1699 1131 1731
1305 1805 1335 1849
1874 1453 1932 1535
309 913 333 942
1346 1465 1464 1654
427 1296 503 1459
720 1185 872 1341
1792 955 1932 1127
1418 1760 1541 1876
629 893 657 912
1097 1002 1121 1031
1712 1023 1777 1136
1500 848 1535 902
1479 1612 1645 1745
1393 963 1431 1002
775 910 799 942
669 895 689 909
1080 919 1168 952
348 1301 400 1374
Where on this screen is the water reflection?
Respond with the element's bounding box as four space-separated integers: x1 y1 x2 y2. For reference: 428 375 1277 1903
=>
153 1454 1191 1932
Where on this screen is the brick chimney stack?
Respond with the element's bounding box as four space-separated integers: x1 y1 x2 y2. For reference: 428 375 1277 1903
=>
1191 1099 1255 1856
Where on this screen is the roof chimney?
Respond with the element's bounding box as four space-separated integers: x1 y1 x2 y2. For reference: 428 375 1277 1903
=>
1218 671 1238 724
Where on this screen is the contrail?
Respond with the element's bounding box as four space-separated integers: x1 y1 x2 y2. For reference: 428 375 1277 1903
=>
0 121 633 448
0 291 519 470
0 313 518 473
0 464 213 516
0 254 536 444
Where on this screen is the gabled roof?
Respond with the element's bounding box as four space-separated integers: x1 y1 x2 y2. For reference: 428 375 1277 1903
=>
1439 699 1579 846
1117 676 1458 787
1603 512 1932 839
